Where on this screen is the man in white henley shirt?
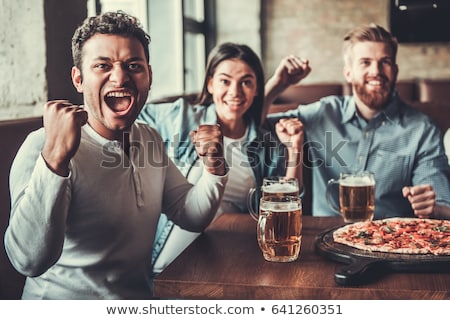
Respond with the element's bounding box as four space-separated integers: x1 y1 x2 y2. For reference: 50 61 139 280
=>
4 11 228 300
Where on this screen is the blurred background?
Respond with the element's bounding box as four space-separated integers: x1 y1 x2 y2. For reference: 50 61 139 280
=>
1 0 449 119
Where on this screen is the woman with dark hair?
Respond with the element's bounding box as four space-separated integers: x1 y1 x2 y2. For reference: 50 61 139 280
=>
196 42 266 128
139 42 304 274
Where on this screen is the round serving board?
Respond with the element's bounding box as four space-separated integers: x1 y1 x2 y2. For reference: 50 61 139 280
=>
315 225 450 285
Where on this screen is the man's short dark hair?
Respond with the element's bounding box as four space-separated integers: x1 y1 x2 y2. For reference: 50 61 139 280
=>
71 11 151 70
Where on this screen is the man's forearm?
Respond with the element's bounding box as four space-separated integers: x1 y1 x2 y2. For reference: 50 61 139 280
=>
285 148 303 193
262 77 290 123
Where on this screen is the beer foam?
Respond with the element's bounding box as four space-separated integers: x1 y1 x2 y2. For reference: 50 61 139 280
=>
341 175 375 187
263 183 298 193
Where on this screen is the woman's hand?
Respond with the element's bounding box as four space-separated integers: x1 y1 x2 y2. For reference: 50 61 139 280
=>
190 124 226 176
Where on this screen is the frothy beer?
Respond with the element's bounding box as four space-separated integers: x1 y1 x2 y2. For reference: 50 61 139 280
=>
262 183 299 200
257 198 302 262
339 175 375 223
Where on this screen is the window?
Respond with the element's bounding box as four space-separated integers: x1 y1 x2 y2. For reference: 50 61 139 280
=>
182 0 216 94
87 0 215 100
88 0 148 31
183 0 206 94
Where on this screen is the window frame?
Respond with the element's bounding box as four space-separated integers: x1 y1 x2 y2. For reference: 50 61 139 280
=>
89 0 216 98
182 0 216 94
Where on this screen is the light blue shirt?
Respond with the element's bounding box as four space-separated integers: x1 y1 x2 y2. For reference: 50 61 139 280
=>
268 94 450 218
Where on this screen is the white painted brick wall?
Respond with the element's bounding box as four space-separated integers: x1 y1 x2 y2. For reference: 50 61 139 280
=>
0 0 46 119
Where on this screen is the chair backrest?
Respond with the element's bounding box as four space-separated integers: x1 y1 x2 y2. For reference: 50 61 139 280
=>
418 79 450 103
149 93 199 104
0 116 43 299
274 83 343 105
410 101 450 135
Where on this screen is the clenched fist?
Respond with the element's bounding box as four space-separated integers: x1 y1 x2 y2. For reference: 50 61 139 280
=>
272 55 311 88
41 100 88 176
275 118 304 151
276 118 304 181
190 124 226 176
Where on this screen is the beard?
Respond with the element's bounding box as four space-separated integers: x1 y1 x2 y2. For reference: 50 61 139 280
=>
353 77 395 111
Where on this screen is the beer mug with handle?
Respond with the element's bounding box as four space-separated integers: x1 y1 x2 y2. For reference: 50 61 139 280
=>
247 176 300 221
257 195 302 262
326 171 375 223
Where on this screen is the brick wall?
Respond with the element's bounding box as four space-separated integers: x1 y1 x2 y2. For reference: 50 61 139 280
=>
216 0 262 57
0 0 46 119
0 0 86 120
263 0 450 83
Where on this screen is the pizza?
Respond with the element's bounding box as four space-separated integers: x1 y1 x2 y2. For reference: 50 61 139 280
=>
333 218 450 255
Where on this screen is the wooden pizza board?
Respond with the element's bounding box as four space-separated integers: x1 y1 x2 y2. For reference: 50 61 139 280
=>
315 225 450 285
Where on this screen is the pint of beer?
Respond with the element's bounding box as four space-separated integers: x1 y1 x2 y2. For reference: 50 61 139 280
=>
326 171 375 223
340 175 375 222
257 196 302 262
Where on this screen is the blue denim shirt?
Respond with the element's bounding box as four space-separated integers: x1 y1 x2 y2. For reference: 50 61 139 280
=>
139 98 287 265
268 94 450 219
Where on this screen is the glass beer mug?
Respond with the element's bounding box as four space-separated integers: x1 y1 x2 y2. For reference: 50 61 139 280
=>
257 195 302 262
247 176 300 221
326 171 375 223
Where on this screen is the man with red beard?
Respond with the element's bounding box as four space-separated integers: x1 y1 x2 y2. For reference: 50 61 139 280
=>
4 11 227 299
265 23 450 220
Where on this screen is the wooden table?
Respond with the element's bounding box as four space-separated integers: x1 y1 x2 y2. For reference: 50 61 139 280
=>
153 213 450 299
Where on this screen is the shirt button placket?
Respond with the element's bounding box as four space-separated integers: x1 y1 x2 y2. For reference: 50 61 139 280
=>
357 129 373 169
